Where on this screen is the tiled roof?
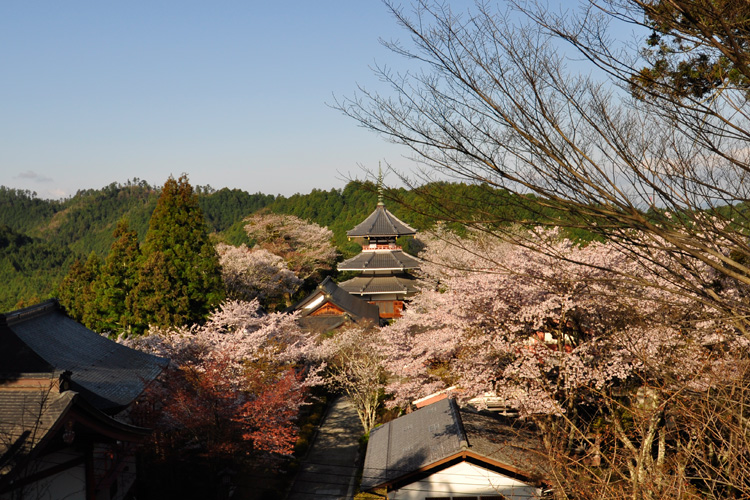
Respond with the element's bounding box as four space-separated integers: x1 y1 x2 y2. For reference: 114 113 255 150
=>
289 277 380 324
361 398 465 490
0 300 169 413
361 398 547 491
337 274 419 296
0 378 152 486
337 250 420 272
459 408 548 478
346 205 416 238
0 385 75 477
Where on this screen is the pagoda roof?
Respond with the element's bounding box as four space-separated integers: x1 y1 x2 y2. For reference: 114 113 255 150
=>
347 204 417 238
338 274 419 296
0 300 169 413
338 249 421 272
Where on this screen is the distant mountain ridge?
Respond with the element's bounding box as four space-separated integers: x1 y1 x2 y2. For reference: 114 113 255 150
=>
0 179 412 311
1 178 559 312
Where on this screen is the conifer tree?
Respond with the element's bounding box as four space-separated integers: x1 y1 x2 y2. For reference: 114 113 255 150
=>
57 252 100 324
90 218 140 333
130 175 224 332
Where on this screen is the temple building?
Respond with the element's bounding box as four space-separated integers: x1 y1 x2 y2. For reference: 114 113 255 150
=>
0 299 168 500
292 276 380 332
337 193 420 320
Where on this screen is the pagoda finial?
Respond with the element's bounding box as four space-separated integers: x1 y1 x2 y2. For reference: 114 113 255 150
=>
377 163 384 206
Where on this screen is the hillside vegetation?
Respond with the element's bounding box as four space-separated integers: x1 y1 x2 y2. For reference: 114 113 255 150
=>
0 179 573 312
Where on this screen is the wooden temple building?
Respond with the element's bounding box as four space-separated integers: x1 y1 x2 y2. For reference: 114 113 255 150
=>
290 186 420 327
292 276 380 332
337 194 420 320
0 299 168 500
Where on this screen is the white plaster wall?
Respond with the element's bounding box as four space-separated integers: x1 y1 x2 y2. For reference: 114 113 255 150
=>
390 462 541 500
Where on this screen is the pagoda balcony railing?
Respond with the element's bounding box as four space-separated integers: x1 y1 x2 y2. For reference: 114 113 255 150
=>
364 244 402 251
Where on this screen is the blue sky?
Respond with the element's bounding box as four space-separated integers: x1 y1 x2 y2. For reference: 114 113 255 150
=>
0 2 441 199
0 1 641 200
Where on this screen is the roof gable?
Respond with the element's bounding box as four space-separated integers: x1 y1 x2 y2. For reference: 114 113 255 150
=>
361 399 547 492
290 277 380 324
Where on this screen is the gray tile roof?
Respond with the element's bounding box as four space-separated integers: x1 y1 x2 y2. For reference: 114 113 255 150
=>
0 385 75 477
337 274 419 296
346 205 417 238
460 409 548 479
361 398 547 491
290 277 380 325
0 379 152 487
337 250 420 272
362 398 465 490
0 300 169 413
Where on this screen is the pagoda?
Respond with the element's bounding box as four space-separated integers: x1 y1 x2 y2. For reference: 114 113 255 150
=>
337 185 420 319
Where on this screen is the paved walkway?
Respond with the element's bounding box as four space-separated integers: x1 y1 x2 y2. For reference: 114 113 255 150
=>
286 396 363 500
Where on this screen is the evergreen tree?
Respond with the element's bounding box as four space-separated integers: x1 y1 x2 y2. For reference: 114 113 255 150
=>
130 175 224 332
90 218 141 333
57 252 101 323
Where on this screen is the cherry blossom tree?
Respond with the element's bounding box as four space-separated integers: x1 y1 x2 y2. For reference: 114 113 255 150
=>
216 243 302 308
121 299 316 463
380 228 750 498
243 213 338 282
313 327 385 434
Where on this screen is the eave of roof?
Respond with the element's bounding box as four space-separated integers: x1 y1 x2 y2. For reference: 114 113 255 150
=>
0 386 151 491
337 275 419 296
337 250 421 272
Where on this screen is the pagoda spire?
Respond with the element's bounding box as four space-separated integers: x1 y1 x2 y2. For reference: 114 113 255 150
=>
377 163 384 207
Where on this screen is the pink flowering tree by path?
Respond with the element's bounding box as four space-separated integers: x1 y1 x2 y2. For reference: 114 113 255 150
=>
312 327 385 434
121 299 316 463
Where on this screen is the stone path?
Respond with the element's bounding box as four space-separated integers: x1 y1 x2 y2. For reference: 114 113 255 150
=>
286 396 362 500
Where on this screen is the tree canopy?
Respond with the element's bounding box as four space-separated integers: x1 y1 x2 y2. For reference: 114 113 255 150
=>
129 175 225 331
337 0 750 335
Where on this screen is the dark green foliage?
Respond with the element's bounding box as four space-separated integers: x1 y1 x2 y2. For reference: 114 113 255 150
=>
199 188 275 232
0 187 61 234
57 252 101 323
130 175 225 332
0 225 75 312
89 219 141 333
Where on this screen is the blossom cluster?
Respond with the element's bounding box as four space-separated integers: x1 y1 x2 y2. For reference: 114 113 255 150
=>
380 228 749 415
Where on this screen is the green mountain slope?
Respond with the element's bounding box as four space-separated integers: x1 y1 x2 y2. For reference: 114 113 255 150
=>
1 178 563 312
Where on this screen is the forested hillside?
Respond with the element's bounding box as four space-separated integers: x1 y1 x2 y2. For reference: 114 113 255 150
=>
1 178 555 312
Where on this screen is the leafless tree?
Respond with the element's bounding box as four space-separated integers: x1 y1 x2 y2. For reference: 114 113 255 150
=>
337 0 750 335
